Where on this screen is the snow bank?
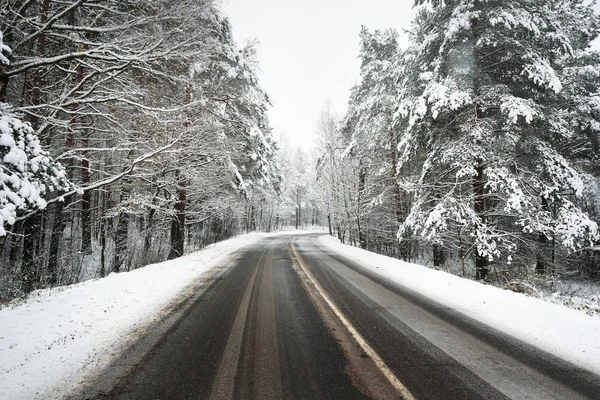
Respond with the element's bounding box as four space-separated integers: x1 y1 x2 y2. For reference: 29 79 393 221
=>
0 232 275 399
318 235 600 376
5 228 594 400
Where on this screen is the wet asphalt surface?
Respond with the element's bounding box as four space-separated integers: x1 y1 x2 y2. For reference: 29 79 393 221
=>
86 234 600 400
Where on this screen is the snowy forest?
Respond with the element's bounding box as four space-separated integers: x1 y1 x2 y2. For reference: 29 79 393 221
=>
2 0 600 301
312 0 600 284
0 0 289 301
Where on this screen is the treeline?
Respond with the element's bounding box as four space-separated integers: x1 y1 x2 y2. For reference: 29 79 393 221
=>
0 0 283 301
316 0 600 281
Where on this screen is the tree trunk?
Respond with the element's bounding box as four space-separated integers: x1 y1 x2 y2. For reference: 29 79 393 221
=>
167 85 190 259
357 163 367 249
0 65 8 103
21 213 42 293
389 130 408 260
99 191 107 278
295 192 300 230
536 197 550 274
8 222 23 268
113 212 128 272
473 161 488 280
47 199 70 285
113 177 130 272
47 40 87 280
471 16 488 280
20 0 52 292
81 152 92 254
143 207 156 257
168 173 186 260
433 244 445 267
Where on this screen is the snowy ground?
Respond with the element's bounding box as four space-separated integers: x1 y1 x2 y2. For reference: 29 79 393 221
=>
318 235 600 377
0 231 288 400
516 276 600 318
2 230 599 399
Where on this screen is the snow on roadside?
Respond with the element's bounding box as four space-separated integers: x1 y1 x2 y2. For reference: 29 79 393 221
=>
318 235 600 376
534 278 600 318
0 231 280 400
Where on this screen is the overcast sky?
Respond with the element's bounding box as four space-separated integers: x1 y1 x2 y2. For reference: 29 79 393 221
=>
221 1 600 150
221 0 415 149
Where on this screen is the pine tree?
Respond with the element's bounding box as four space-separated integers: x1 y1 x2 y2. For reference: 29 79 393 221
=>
399 0 600 278
341 27 409 255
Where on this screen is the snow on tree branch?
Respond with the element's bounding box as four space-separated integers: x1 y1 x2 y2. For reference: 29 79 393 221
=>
0 106 73 236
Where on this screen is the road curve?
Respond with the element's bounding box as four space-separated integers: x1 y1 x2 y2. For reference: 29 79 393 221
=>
80 234 600 400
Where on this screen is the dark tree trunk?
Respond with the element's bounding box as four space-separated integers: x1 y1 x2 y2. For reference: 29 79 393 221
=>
142 185 161 261
389 130 409 260
20 0 51 291
433 244 445 267
536 197 551 274
168 86 191 259
8 222 23 267
473 161 488 280
143 207 156 257
168 175 186 260
113 212 128 272
47 32 86 279
249 202 255 232
389 131 403 224
471 16 488 281
21 213 42 293
98 191 108 278
99 225 106 277
266 205 273 233
47 198 71 285
81 158 92 254
0 65 8 103
112 177 130 272
358 164 367 249
28 0 51 130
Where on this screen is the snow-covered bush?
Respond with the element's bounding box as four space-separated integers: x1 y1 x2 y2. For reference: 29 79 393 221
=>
0 108 72 236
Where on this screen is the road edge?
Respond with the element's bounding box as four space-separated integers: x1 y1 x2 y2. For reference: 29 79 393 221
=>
291 239 415 400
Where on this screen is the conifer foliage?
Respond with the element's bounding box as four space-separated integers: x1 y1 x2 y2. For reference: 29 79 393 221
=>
329 0 600 279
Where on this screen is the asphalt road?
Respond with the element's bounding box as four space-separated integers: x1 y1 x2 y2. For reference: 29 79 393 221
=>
84 234 600 399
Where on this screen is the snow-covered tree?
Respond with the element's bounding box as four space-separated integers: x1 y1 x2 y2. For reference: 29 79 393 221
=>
0 108 72 235
0 31 72 236
314 103 359 243
0 2 281 299
341 27 412 255
398 0 600 278
0 30 73 293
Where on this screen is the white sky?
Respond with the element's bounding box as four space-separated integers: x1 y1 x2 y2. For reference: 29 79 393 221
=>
221 0 416 150
221 1 600 150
